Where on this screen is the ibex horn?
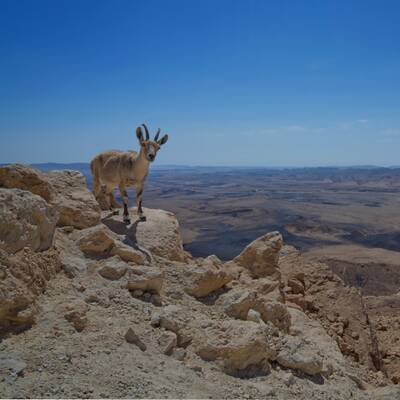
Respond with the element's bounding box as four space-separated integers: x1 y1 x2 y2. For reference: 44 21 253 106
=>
154 128 161 142
142 124 150 141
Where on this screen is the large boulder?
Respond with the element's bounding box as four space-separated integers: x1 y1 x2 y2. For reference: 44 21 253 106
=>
0 247 61 334
0 189 58 253
276 335 324 376
126 266 164 294
192 319 277 377
72 224 115 256
71 224 147 265
184 255 233 298
0 164 55 202
232 232 283 279
216 288 258 320
152 305 193 346
103 208 188 262
46 170 101 229
216 287 291 332
256 301 291 333
284 307 347 376
97 256 128 280
0 165 101 230
279 245 379 370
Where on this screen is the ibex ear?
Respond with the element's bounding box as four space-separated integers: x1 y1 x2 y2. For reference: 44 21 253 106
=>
158 134 169 146
136 127 144 144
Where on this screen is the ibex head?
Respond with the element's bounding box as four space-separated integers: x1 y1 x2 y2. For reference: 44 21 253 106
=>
136 124 169 162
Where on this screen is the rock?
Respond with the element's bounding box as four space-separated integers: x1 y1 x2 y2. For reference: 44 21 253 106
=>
351 331 360 340
61 226 74 233
232 232 283 279
277 336 324 375
47 170 101 229
184 256 232 298
143 292 151 302
72 224 148 267
279 244 378 370
247 277 283 303
282 371 295 387
54 229 88 277
304 295 318 312
150 294 162 306
285 293 307 310
64 301 88 332
110 208 188 262
126 266 163 294
256 301 291 333
289 271 305 284
247 309 263 323
0 164 55 202
0 354 27 378
216 288 257 320
110 243 146 264
327 312 337 323
72 225 115 256
125 328 146 351
193 319 277 377
287 278 305 295
98 256 128 280
158 331 177 355
368 386 400 400
150 313 161 327
132 289 144 297
172 348 186 361
0 189 58 253
155 305 192 346
288 308 346 375
84 290 109 307
0 248 60 334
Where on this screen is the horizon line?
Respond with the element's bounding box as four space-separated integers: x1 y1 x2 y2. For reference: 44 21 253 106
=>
4 161 398 170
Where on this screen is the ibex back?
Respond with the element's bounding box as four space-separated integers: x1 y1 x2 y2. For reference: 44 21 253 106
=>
90 124 168 223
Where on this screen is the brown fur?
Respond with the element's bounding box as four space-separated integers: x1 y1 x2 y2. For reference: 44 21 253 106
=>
90 125 168 222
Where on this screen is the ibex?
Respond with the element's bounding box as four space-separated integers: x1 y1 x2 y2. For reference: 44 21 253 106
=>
90 124 168 223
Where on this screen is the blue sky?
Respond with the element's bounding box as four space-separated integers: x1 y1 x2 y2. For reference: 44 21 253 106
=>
1 0 399 166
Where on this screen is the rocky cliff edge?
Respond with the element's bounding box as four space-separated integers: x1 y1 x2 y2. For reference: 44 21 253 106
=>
0 164 398 399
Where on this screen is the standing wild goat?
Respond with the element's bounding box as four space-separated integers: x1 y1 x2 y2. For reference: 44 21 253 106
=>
90 124 168 223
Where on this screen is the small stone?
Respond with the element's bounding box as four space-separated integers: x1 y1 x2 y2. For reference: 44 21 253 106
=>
247 308 262 323
133 289 144 297
64 301 88 332
172 348 186 361
0 269 6 280
0 355 27 377
158 331 177 355
327 313 336 323
143 292 151 302
287 278 304 295
188 364 202 372
351 331 360 340
150 294 162 306
150 313 161 327
282 371 295 387
125 328 146 351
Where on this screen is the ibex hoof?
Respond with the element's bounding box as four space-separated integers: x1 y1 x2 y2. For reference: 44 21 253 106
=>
139 215 146 221
112 210 119 215
123 216 131 224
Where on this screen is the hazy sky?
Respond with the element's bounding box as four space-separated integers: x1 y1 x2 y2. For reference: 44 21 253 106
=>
1 0 400 166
